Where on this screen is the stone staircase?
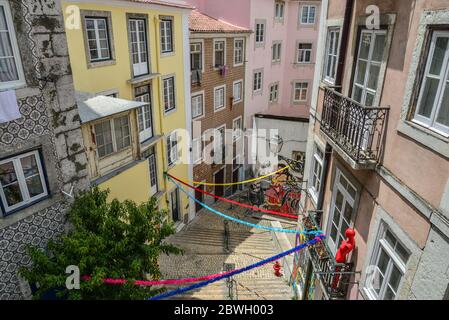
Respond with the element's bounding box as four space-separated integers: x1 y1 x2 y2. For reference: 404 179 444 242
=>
159 207 294 300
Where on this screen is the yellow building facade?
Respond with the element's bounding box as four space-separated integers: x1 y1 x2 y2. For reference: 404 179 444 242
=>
63 0 194 225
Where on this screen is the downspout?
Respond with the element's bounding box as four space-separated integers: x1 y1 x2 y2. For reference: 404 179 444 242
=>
334 0 354 92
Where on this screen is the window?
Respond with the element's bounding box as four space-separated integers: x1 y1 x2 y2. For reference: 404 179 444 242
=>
233 117 242 141
191 92 204 119
233 80 243 103
0 150 48 214
214 40 225 68
352 29 387 107
275 1 285 20
255 21 265 45
214 85 226 111
192 138 202 164
293 81 308 102
324 28 341 83
300 5 316 24
272 42 282 62
327 168 357 253
135 85 153 142
190 42 202 71
0 1 25 88
253 70 263 93
366 227 410 300
297 43 312 63
129 18 148 77
234 39 244 66
413 31 449 135
309 146 324 203
163 76 176 113
167 131 178 166
147 147 158 196
94 115 131 158
214 126 226 163
160 17 173 53
269 83 279 103
85 17 111 62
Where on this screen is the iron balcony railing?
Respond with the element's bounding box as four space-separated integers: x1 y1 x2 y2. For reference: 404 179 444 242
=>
320 87 389 164
304 211 354 300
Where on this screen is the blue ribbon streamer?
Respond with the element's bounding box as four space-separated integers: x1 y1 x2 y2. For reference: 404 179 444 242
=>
168 176 323 236
148 236 324 300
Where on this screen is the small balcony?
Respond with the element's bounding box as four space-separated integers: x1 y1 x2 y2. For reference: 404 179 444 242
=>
303 211 355 300
320 87 389 170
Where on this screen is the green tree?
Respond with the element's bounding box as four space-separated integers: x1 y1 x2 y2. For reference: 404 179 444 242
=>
20 187 182 300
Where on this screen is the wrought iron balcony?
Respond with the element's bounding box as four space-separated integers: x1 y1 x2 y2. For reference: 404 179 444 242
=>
303 211 354 300
320 87 389 169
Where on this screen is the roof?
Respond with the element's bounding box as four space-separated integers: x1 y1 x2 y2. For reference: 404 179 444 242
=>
128 0 194 9
189 10 251 33
76 92 146 124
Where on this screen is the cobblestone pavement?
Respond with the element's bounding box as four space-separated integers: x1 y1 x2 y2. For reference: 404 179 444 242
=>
158 201 297 300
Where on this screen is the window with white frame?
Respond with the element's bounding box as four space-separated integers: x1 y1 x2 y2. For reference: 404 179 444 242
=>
293 81 308 102
324 27 341 83
275 1 285 20
253 70 263 93
0 1 25 88
214 85 226 111
0 150 48 214
163 76 176 113
272 42 282 62
234 39 244 66
191 92 204 119
190 42 202 71
160 17 173 53
269 83 279 103
214 125 226 163
300 5 316 24
129 18 148 77
94 115 131 158
297 43 312 63
255 21 265 45
233 117 242 141
192 137 202 163
309 145 324 203
214 40 225 68
413 31 449 135
233 80 243 103
135 85 153 142
167 131 178 166
365 227 410 300
85 17 111 62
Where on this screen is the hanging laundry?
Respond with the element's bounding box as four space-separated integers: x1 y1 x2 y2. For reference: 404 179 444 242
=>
0 90 21 124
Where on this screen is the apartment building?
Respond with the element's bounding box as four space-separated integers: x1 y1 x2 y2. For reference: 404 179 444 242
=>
297 0 449 300
185 0 321 168
62 0 195 225
188 10 251 207
0 0 88 299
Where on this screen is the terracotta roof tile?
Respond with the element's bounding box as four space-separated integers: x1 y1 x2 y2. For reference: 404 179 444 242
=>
189 10 251 33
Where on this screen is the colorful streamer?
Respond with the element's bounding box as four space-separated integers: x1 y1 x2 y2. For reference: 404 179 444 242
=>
148 235 324 300
167 176 323 236
170 165 290 186
167 173 299 220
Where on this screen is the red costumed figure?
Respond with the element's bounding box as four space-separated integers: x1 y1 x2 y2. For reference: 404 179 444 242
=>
332 228 356 289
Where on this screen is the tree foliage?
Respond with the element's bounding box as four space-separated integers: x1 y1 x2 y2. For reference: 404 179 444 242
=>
20 187 182 300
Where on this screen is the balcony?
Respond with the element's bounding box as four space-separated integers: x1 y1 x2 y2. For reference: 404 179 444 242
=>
303 211 355 300
320 87 389 170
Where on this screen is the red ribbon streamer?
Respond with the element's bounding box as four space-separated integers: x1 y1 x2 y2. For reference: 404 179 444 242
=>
167 173 299 220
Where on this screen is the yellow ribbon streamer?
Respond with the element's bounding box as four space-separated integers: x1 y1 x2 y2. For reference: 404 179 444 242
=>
175 165 290 186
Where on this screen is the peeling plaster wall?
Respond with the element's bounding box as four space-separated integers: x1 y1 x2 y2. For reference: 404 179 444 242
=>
0 0 88 300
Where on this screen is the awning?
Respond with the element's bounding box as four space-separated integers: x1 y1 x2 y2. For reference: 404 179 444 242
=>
76 92 147 124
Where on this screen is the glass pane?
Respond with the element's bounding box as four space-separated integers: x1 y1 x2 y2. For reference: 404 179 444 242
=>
429 37 449 76
359 33 372 60
0 32 14 57
0 56 19 82
367 64 380 90
365 92 375 107
388 264 402 291
3 183 23 206
335 190 343 210
418 77 439 118
353 86 363 103
372 34 386 62
343 203 352 222
330 224 338 241
20 155 39 178
384 285 396 300
436 83 449 127
0 161 17 185
384 229 396 248
26 175 44 198
356 60 367 85
395 242 410 263
377 248 389 274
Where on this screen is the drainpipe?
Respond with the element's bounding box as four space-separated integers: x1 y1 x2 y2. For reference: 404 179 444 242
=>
334 0 354 93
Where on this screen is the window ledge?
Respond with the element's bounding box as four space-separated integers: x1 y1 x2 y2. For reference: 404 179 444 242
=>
161 51 175 58
397 120 449 159
127 73 161 85
87 59 116 69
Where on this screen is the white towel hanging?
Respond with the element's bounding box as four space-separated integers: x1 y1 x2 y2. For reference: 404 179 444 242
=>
0 90 21 124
